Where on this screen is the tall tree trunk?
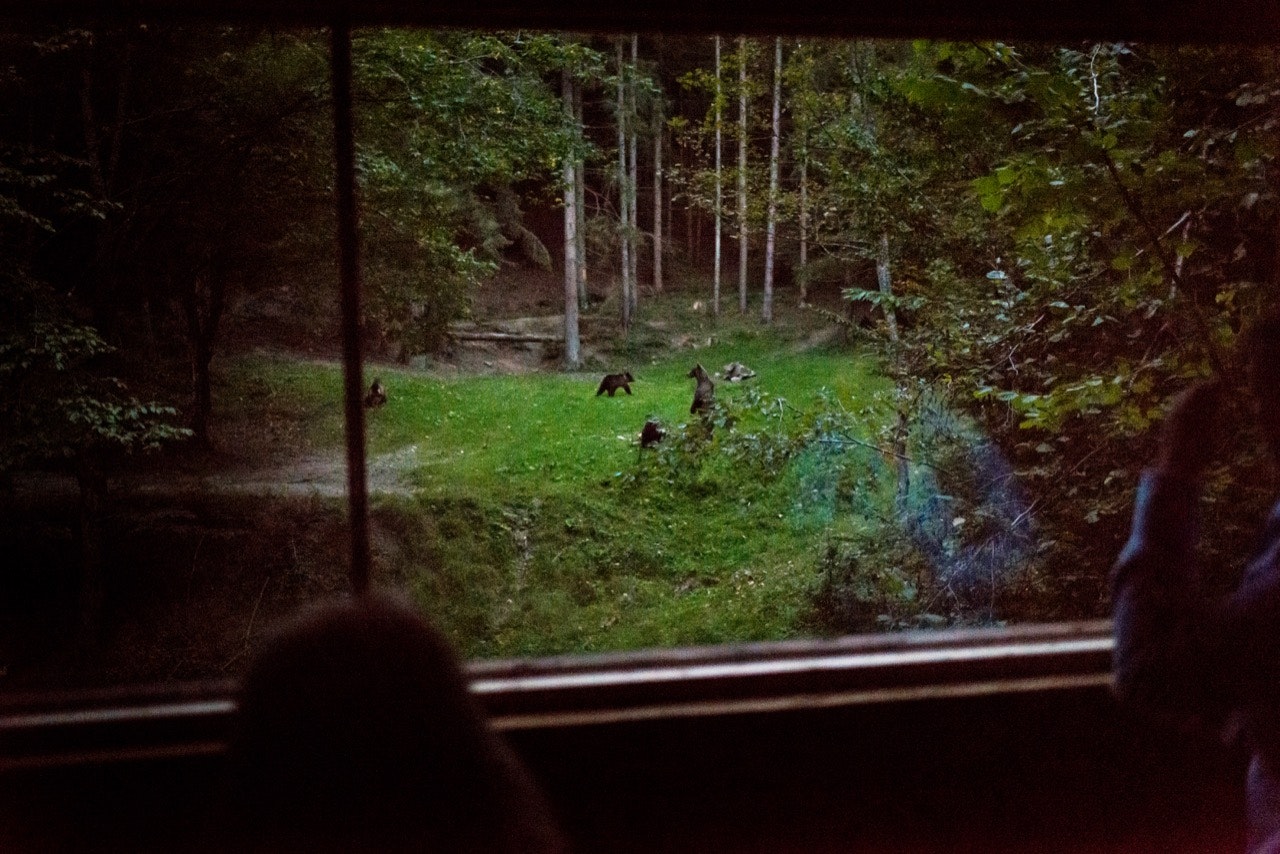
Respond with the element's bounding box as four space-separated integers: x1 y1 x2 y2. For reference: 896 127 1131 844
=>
653 100 664 293
876 232 900 342
1171 214 1192 299
562 70 581 369
183 271 226 450
80 66 107 199
713 34 723 319
799 154 809 305
737 36 749 314
627 33 640 317
791 39 811 307
616 40 632 331
79 44 130 337
665 146 674 254
841 266 856 344
573 77 588 308
685 139 695 259
762 37 781 325
893 408 911 518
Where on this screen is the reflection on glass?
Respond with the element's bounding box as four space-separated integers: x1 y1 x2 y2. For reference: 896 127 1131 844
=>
1 27 1276 688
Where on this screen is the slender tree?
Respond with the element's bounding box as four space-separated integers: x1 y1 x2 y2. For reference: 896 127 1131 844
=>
798 151 809 305
573 76 588 308
850 44 899 342
876 232 899 341
653 95 664 293
684 129 695 258
615 39 632 330
793 40 811 306
562 69 581 369
713 34 723 318
628 33 639 317
183 267 225 447
737 36 749 314
762 37 782 324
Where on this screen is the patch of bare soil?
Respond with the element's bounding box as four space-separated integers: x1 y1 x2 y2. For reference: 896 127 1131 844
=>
430 343 553 376
471 260 566 318
191 446 420 498
794 325 842 352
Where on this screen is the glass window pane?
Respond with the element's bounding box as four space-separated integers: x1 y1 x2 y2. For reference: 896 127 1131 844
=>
2 24 1275 688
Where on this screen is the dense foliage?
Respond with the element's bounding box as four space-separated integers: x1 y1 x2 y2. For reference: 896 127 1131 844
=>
352 31 604 355
666 38 1280 615
890 42 1280 597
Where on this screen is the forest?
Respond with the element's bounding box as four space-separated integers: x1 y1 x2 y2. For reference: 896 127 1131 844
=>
2 24 1278 687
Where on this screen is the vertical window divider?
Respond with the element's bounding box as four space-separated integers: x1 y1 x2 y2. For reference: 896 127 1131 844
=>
329 13 372 596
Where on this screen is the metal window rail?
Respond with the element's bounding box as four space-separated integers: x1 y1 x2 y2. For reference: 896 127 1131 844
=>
0 621 1112 768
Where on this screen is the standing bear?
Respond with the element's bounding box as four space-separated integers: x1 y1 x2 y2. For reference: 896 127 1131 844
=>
688 363 715 416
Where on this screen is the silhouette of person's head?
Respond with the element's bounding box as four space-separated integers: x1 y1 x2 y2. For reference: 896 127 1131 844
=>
221 592 565 853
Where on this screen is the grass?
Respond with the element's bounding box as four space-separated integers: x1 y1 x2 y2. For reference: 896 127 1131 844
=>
218 303 901 658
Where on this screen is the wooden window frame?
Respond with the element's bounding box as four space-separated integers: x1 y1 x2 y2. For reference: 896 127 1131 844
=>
2 621 1112 768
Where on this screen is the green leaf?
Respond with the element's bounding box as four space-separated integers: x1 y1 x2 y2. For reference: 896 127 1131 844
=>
973 175 1003 213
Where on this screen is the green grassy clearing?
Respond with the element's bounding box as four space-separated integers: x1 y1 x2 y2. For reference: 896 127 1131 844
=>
220 321 900 658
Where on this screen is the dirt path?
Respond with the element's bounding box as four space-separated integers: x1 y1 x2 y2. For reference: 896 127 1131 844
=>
8 445 423 504
160 445 422 499
197 445 419 496
14 311 835 505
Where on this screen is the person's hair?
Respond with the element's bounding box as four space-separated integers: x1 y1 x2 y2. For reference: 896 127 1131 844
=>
215 591 566 853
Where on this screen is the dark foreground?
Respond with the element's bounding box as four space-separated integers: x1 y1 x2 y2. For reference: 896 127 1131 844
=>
1 676 1244 853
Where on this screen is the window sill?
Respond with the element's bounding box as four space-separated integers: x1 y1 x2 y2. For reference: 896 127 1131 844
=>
1 620 1112 769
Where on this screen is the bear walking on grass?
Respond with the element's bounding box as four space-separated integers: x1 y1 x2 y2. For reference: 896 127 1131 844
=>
596 372 634 397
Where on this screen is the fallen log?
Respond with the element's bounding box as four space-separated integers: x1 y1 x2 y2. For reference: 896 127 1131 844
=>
448 331 561 344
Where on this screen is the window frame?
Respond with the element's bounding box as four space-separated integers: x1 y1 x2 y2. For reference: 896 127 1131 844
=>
0 0 1271 769
1 620 1111 768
